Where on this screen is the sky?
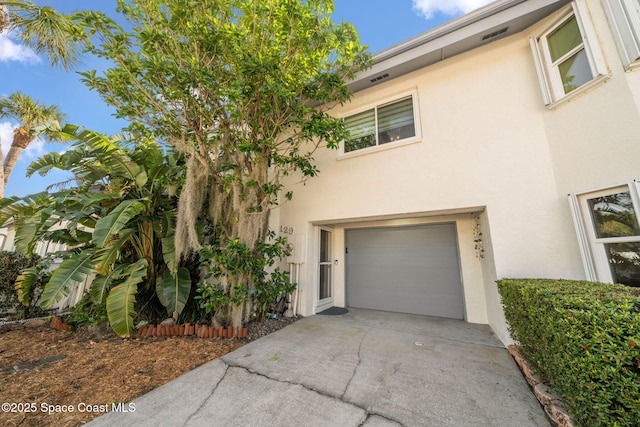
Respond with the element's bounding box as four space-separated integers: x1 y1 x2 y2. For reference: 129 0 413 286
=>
0 0 494 198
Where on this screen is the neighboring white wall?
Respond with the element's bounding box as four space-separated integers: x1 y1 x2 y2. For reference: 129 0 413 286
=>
0 226 15 252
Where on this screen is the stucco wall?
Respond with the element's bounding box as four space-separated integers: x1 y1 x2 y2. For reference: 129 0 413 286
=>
276 0 638 344
531 1 640 198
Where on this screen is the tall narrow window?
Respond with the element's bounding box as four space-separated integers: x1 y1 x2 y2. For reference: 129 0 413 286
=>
344 96 416 153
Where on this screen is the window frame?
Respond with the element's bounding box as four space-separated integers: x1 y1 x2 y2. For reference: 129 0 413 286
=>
569 181 640 285
602 0 640 70
530 0 608 106
338 90 421 159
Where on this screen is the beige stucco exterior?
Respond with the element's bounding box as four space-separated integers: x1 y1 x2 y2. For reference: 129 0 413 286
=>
275 0 640 344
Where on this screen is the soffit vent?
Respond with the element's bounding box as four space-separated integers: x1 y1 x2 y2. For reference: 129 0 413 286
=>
481 26 508 40
370 73 390 83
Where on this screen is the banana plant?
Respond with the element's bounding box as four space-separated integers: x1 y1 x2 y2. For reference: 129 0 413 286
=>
1 124 191 337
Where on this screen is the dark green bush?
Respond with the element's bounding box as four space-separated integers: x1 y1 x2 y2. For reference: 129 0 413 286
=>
498 278 640 426
0 251 47 318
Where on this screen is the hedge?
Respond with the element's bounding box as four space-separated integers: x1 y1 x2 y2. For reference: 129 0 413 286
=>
498 279 640 426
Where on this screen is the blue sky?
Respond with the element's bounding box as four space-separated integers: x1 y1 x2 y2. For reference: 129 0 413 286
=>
0 0 493 197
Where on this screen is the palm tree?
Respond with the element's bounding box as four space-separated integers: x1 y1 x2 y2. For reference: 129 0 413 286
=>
0 92 66 198
0 0 81 70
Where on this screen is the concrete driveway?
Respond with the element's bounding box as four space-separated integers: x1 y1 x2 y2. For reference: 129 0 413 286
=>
88 309 549 426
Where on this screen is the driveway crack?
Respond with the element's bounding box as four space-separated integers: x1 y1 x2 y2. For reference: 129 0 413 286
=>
358 413 407 427
342 327 368 399
224 357 408 427
184 363 229 424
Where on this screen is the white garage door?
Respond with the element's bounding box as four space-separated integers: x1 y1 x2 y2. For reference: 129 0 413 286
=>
345 223 464 319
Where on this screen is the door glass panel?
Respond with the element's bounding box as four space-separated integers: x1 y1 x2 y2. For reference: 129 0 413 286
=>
319 229 332 300
319 265 331 299
320 229 331 262
588 191 640 238
605 242 640 287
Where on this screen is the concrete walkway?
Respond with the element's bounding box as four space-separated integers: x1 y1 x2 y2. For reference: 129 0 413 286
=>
88 309 549 426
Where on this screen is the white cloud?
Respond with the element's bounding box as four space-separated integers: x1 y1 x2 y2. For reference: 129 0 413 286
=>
0 31 40 64
412 0 495 19
0 121 15 159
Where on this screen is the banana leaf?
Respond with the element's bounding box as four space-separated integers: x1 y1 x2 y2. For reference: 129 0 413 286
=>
40 251 94 309
93 200 145 248
156 267 191 316
106 259 147 337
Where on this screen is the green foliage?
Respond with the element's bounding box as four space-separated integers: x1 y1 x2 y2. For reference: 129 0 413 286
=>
196 231 295 322
0 250 47 318
39 251 94 309
67 293 107 328
71 0 369 326
253 267 296 321
156 267 191 317
498 279 640 426
0 125 189 336
106 259 146 336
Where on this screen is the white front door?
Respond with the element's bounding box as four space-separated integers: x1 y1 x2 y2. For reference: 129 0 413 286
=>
318 228 333 309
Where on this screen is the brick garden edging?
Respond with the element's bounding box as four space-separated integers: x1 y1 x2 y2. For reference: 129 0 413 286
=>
508 345 574 427
136 323 248 339
44 316 247 339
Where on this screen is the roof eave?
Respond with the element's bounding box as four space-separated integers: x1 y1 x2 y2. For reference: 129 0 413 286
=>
347 0 571 93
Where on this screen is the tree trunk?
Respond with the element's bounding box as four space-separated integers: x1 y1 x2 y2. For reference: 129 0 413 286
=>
3 127 33 187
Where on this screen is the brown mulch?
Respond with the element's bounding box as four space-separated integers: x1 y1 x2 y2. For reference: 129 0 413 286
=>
0 317 297 427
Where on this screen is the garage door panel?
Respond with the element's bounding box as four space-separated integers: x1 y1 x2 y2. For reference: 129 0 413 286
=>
346 223 464 319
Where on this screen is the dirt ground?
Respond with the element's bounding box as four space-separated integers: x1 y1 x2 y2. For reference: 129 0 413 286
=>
0 318 293 426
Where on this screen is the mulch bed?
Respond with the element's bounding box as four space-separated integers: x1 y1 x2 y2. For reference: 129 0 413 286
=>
0 316 298 426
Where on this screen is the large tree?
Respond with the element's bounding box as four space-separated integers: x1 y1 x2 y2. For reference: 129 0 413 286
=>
0 92 66 198
0 0 81 70
77 0 370 327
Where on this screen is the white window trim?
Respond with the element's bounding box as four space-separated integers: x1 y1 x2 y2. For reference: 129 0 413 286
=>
530 0 609 107
569 180 640 284
337 90 421 160
602 0 640 70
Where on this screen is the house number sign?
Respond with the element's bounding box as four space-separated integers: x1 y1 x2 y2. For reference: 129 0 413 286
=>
280 225 294 235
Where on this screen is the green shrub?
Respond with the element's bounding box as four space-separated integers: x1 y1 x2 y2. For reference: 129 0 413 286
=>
0 251 48 318
498 278 640 426
66 293 108 328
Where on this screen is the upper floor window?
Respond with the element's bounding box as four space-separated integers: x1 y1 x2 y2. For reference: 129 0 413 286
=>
343 95 417 154
602 0 640 70
530 1 608 105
